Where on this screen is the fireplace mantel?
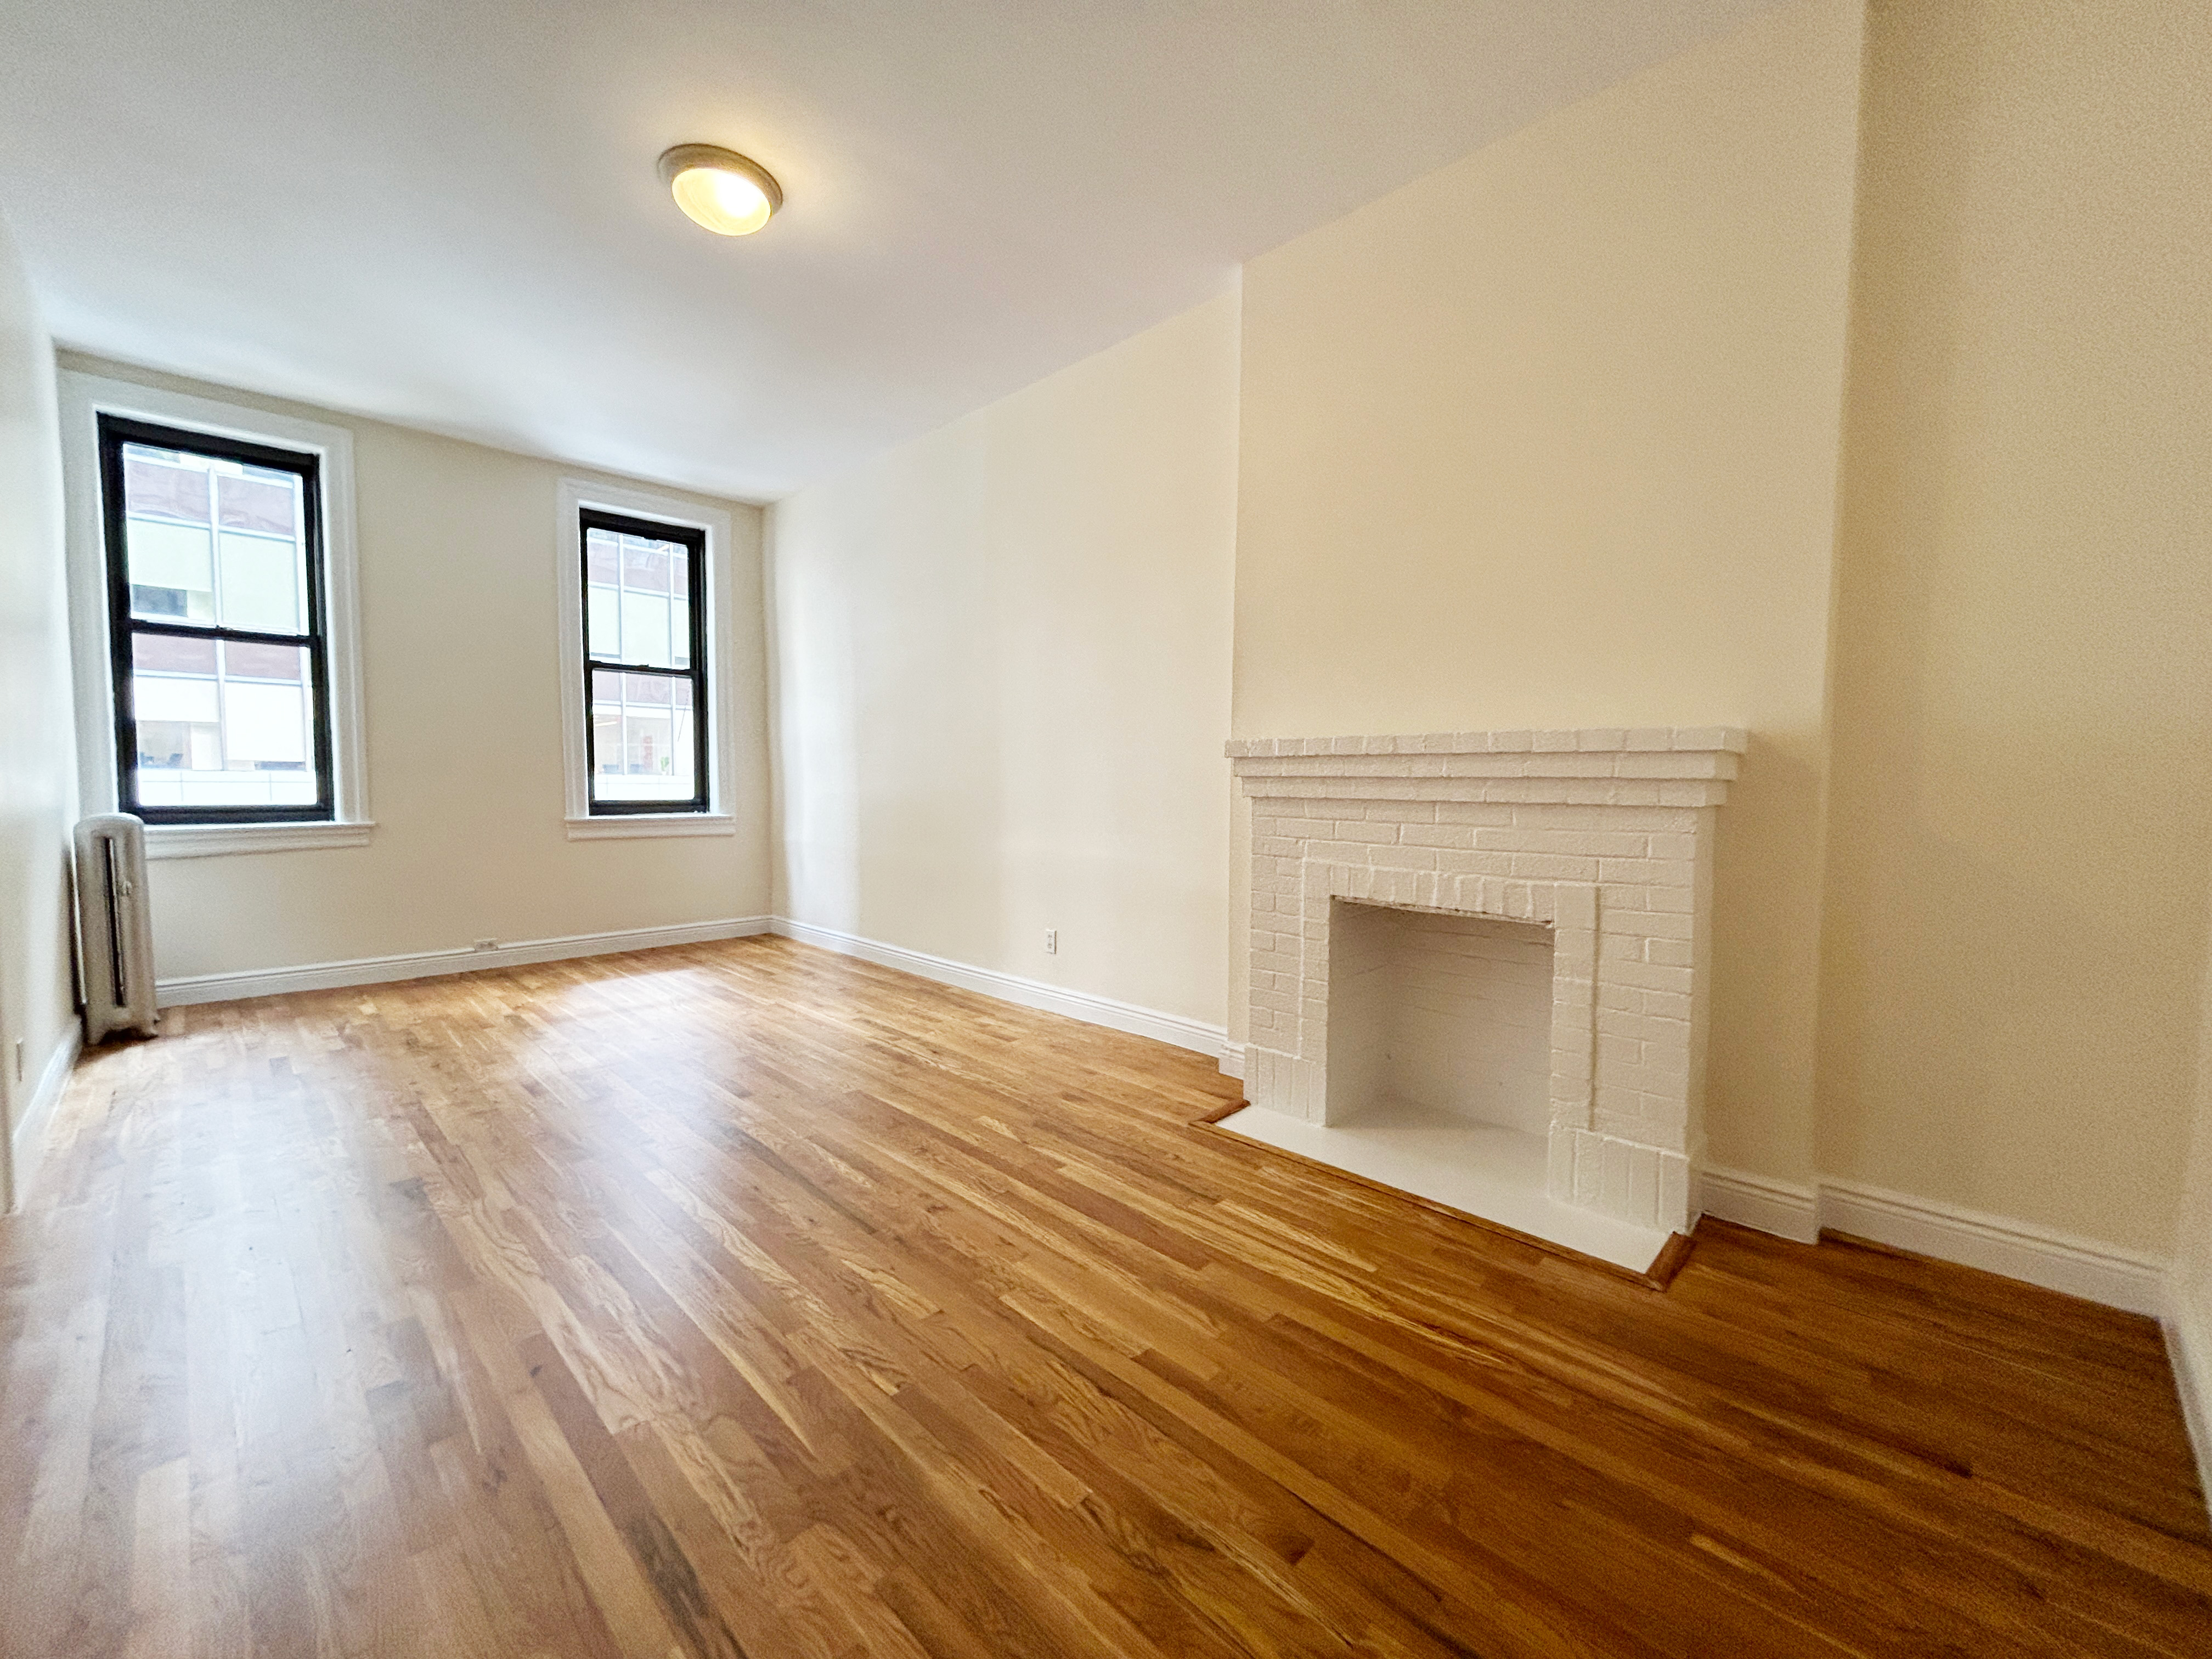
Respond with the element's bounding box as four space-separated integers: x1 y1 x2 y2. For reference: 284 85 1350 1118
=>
1226 727 1745 1254
1227 726 1743 791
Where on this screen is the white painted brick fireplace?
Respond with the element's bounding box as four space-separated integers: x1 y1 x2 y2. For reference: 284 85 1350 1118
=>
1227 728 1744 1243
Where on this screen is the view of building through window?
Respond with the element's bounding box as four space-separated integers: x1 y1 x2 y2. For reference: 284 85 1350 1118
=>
117 439 321 810
590 669 696 801
584 522 702 805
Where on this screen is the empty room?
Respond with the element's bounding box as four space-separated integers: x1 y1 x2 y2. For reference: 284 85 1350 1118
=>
3 1 2210 1653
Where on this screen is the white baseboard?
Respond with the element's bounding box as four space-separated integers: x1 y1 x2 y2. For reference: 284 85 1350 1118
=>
156 917 773 1006
8 1026 83 1212
1218 1042 1246 1081
1700 1165 1819 1244
2166 1294 2212 1515
150 917 1232 1073
770 916 1229 1060
1700 1166 2169 1318
1817 1178 2169 1316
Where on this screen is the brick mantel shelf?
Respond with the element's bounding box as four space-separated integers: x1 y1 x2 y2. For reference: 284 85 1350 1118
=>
1227 727 1746 1237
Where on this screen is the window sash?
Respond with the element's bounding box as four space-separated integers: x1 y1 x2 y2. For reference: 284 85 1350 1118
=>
577 507 710 815
97 414 336 825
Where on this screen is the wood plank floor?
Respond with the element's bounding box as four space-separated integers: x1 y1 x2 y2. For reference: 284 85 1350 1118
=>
3 935 2207 1658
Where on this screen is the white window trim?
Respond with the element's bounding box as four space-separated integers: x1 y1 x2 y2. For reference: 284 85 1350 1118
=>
59 371 372 860
556 477 735 839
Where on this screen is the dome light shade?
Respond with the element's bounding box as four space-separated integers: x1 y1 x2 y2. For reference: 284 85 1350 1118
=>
657 144 783 235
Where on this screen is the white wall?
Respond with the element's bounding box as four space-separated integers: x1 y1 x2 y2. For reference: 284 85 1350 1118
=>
769 291 1239 1032
61 356 771 983
0 213 79 1207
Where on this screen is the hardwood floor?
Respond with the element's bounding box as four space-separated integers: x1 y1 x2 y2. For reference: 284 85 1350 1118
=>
3 935 2207 1657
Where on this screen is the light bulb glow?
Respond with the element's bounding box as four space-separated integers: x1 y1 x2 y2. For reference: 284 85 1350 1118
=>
672 167 772 235
658 145 782 236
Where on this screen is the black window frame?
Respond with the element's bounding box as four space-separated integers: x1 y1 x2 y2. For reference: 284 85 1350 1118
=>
98 413 336 826
579 507 712 816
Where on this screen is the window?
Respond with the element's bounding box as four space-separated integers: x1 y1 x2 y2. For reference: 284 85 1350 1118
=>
579 510 708 814
62 373 369 858
555 479 734 839
97 416 334 822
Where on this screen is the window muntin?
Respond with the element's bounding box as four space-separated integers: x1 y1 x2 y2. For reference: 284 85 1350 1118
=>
99 415 334 823
579 509 708 814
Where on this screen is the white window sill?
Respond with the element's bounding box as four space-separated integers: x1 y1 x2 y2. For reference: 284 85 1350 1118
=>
565 813 735 841
146 821 376 860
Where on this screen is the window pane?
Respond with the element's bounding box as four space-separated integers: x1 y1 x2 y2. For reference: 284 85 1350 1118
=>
225 640 306 681
585 585 619 657
121 442 309 636
123 450 210 523
588 669 696 803
216 467 298 534
130 634 318 809
217 532 304 633
212 465 306 634
585 528 619 587
619 591 671 665
584 523 692 669
126 518 215 623
622 535 673 592
134 632 217 674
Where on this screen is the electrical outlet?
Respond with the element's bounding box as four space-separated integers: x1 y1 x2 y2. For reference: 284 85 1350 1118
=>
473 938 498 952
1043 929 1057 955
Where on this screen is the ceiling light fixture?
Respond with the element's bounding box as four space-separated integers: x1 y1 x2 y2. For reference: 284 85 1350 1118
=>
657 144 783 236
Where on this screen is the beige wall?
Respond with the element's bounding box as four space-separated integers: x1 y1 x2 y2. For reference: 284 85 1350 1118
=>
0 215 79 1204
1816 1 2212 1252
1231 0 1864 1181
63 357 771 981
769 291 1239 1029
